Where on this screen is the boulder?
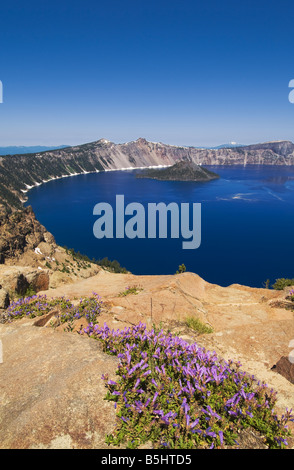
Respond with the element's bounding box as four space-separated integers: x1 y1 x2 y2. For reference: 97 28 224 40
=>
25 270 49 292
0 318 119 449
49 271 75 289
0 266 49 295
43 231 55 245
36 241 54 257
272 356 294 385
0 287 10 309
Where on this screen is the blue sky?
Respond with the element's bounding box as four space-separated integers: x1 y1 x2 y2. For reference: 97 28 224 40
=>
1 0 294 147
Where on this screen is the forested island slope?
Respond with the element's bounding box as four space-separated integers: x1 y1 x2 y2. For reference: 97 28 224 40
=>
136 159 220 181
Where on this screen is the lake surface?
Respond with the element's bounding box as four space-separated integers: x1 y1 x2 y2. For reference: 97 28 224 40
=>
25 165 294 288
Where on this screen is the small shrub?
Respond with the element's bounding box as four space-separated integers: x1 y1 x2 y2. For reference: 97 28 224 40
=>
262 279 270 289
23 285 37 297
185 316 213 334
272 278 294 290
176 264 186 274
60 264 70 274
289 289 294 302
119 285 143 297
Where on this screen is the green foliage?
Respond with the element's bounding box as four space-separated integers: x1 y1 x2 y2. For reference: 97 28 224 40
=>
285 289 294 306
0 147 106 209
6 292 103 325
83 322 293 449
185 316 213 334
63 247 128 274
60 263 70 273
176 264 186 274
272 278 294 290
96 256 128 274
6 295 72 320
23 285 37 297
118 285 143 297
262 279 270 289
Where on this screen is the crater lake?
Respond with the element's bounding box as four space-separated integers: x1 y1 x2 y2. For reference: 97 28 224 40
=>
25 165 294 288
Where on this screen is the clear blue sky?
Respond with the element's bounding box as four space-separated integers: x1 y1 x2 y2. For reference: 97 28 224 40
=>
1 0 294 147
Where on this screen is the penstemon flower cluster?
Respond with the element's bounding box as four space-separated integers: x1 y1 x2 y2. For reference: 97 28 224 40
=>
6 292 102 324
289 289 294 302
84 322 293 449
6 292 293 449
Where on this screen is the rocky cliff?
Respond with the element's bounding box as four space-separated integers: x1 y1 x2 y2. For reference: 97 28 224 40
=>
0 204 102 307
0 205 55 263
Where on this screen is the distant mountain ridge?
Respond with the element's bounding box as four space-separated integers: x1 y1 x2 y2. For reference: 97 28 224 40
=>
1 137 294 210
212 142 244 149
0 145 68 155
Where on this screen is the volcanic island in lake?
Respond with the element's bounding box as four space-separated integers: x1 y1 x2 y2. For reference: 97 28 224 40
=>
136 160 220 182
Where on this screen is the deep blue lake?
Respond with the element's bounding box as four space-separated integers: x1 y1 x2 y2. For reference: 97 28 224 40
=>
25 165 294 288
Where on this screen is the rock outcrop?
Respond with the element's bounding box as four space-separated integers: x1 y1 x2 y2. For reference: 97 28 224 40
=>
0 205 102 306
1 270 294 448
0 205 54 263
0 287 9 309
272 357 294 385
0 316 118 449
0 265 50 296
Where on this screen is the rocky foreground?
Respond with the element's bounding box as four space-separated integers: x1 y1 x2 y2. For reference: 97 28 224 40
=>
1 267 294 449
